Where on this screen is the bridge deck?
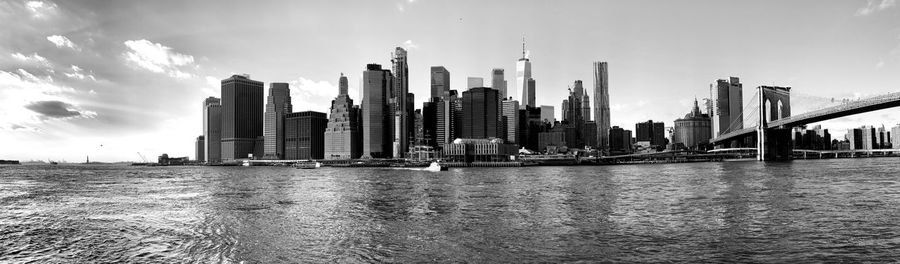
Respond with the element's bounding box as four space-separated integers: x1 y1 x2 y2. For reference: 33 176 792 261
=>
711 92 900 144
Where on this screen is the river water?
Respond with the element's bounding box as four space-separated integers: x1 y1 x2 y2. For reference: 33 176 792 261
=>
1 159 899 263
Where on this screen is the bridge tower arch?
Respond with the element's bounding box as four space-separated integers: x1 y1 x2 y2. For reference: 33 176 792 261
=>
757 86 793 161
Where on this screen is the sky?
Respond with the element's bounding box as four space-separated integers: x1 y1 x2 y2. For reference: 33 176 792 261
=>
1 0 899 162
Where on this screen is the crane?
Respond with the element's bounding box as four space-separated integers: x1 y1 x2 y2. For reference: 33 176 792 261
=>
136 152 148 163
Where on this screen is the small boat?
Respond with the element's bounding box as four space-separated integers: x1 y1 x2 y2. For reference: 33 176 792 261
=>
424 162 448 172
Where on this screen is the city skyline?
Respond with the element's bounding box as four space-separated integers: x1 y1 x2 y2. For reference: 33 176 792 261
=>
2 0 900 161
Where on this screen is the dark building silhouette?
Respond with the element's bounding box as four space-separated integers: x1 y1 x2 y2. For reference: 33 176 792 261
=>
422 101 438 147
362 64 393 159
195 136 204 161
202 97 222 163
285 111 327 160
609 126 633 155
221 74 264 161
636 120 666 147
430 66 450 101
461 87 500 139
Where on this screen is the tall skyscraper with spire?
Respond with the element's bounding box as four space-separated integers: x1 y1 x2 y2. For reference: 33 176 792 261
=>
391 47 410 158
593 62 610 153
324 73 361 159
263 82 292 159
516 37 535 108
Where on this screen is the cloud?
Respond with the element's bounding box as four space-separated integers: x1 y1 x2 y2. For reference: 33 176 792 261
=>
402 40 419 50
46 35 79 50
25 100 84 118
11 52 49 66
855 0 896 15
289 77 338 112
123 39 195 78
0 69 88 129
63 65 97 81
25 0 57 18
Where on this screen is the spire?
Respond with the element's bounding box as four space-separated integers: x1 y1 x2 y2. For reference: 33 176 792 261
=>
522 35 526 59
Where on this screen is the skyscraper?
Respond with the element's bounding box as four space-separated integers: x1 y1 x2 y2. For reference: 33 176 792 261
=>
491 68 507 99
540 105 554 124
221 74 265 161
285 111 327 160
263 82 292 159
435 90 460 145
516 38 534 108
202 97 222 163
467 77 484 89
324 73 361 159
430 66 449 101
461 87 500 139
392 47 410 158
636 120 666 147
195 136 204 162
593 61 610 153
711 77 743 137
362 64 393 159
501 99 519 144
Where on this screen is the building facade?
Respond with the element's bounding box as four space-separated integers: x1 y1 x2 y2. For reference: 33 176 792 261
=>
430 66 449 100
461 87 501 139
491 68 507 99
673 99 712 149
202 97 222 163
467 77 484 89
324 73 361 159
636 120 666 147
516 40 534 108
593 61 610 153
711 77 743 137
362 64 393 159
221 74 264 161
501 99 520 144
285 111 327 160
263 82 292 159
195 136 204 161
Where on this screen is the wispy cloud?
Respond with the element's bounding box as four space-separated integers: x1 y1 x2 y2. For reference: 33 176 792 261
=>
0 69 91 130
402 40 419 50
123 39 195 78
46 35 79 51
63 65 97 81
11 52 49 66
25 0 57 18
24 100 93 119
855 0 896 16
289 77 338 112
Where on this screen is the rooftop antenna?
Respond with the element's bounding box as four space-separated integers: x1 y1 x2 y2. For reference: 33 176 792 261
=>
522 35 526 58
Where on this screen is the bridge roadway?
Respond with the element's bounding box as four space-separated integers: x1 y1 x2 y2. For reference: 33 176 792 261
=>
711 92 900 144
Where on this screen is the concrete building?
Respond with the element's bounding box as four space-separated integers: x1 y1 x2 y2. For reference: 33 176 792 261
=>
422 101 438 148
202 97 222 163
892 124 900 149
362 64 393 159
710 77 743 137
540 105 555 124
636 120 666 147
501 99 520 144
392 47 411 158
436 90 461 145
442 138 517 163
609 126 633 155
430 66 450 100
285 111 327 160
221 74 264 161
847 128 864 150
324 73 361 159
593 61 610 153
673 99 711 149
467 77 484 89
263 82 292 159
461 87 500 139
860 125 876 150
195 136 204 161
582 122 597 148
491 68 507 99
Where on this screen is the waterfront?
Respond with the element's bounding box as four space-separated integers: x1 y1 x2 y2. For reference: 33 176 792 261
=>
2 159 900 262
